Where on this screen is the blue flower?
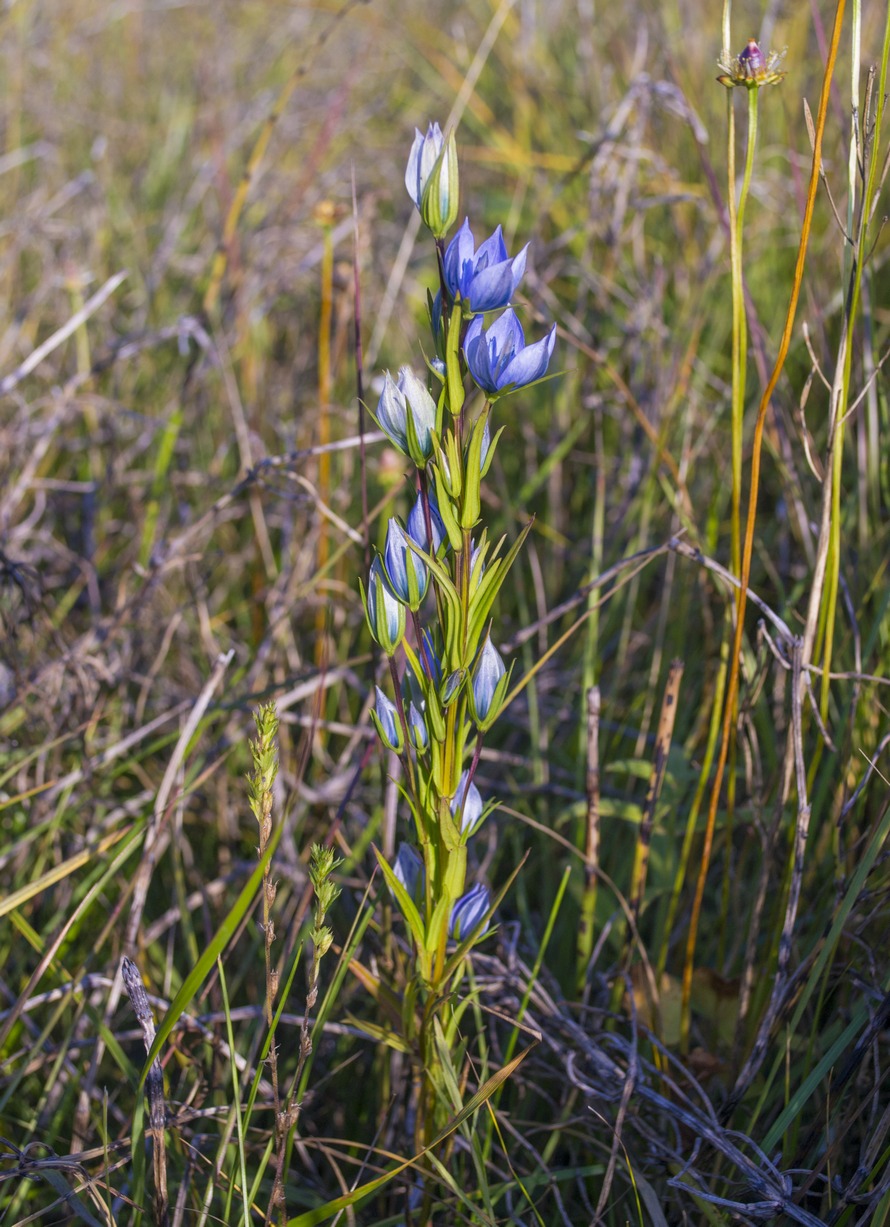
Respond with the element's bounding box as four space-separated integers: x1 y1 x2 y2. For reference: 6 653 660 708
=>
449 882 490 940
443 219 528 312
464 308 556 397
450 769 484 835
383 518 428 609
406 490 446 556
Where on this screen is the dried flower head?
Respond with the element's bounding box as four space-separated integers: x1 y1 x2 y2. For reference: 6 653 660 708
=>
718 39 786 89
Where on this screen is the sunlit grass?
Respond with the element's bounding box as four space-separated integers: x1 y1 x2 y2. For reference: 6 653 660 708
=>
1 0 889 1222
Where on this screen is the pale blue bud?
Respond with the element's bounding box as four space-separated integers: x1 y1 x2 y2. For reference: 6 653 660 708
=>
449 882 490 940
470 637 506 726
420 629 442 686
393 843 424 902
383 518 428 608
406 491 446 556
450 769 484 835
405 123 459 238
373 686 403 753
363 557 405 655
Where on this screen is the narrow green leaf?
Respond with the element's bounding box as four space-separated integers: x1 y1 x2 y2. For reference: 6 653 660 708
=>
138 822 283 1087
373 845 426 950
285 1043 535 1226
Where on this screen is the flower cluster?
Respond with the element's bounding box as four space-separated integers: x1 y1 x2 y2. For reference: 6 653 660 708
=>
362 123 555 980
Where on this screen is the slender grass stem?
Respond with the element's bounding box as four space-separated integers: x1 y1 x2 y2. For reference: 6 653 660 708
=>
681 0 846 1049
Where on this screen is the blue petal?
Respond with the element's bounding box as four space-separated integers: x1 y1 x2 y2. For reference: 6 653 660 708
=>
393 843 423 899
473 225 508 271
487 307 524 357
498 324 556 390
375 686 401 746
443 219 475 299
406 491 446 554
463 315 496 392
404 130 425 206
466 261 516 312
510 243 529 286
451 769 484 834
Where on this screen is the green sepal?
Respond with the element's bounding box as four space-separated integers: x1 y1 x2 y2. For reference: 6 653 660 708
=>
403 638 446 742
469 660 515 733
441 669 465 708
480 423 504 478
369 705 404 754
359 569 405 657
425 893 452 965
364 400 408 459
466 519 533 657
404 532 463 661
404 394 431 470
373 845 426 956
401 537 429 611
444 304 465 418
460 410 488 529
431 464 463 552
420 129 459 240
439 804 463 854
468 531 490 598
431 427 462 500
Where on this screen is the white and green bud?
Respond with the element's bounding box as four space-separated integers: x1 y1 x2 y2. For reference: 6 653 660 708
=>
361 557 406 656
468 636 511 732
371 686 404 753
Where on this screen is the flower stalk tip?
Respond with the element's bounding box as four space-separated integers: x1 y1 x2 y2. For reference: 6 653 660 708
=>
717 39 786 89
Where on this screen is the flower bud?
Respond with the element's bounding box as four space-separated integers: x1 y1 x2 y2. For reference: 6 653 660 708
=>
420 629 442 687
450 769 484 835
371 686 404 753
469 636 510 731
392 843 424 904
383 518 429 610
407 701 429 751
406 490 447 556
362 557 406 656
373 367 438 465
449 882 490 940
405 123 459 239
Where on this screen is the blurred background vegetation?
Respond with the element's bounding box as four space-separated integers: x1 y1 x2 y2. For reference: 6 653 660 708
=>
1 0 889 1221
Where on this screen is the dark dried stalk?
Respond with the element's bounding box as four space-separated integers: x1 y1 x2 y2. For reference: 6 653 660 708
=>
121 957 169 1227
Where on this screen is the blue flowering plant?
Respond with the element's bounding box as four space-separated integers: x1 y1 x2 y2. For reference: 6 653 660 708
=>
361 122 555 1145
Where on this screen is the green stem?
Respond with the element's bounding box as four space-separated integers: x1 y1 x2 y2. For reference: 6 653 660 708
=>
728 86 758 582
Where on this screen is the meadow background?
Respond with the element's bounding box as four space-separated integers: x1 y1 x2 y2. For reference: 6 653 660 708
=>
1 0 889 1222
